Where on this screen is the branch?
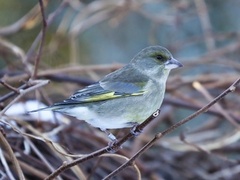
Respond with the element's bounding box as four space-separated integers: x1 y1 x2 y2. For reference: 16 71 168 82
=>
0 84 28 103
103 77 240 179
0 80 49 116
0 130 25 180
45 109 160 180
25 1 68 64
31 0 47 79
0 80 20 93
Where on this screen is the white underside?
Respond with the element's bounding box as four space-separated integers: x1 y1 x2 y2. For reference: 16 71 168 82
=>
62 107 131 130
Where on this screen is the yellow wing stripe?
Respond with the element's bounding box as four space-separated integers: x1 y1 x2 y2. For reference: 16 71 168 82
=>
84 91 146 102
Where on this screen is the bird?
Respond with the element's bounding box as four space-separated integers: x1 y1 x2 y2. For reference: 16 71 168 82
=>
30 46 183 140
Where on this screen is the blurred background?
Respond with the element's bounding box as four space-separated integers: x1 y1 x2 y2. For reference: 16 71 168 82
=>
0 0 240 179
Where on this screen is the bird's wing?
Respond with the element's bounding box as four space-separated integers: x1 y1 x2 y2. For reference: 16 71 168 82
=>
62 82 146 104
99 64 149 93
55 65 149 105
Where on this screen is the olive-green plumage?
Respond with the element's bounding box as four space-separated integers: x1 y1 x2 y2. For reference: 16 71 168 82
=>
31 46 182 133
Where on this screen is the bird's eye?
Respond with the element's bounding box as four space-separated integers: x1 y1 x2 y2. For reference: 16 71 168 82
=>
156 55 163 61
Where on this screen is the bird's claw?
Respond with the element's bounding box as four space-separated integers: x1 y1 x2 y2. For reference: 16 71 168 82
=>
130 123 142 136
107 139 122 153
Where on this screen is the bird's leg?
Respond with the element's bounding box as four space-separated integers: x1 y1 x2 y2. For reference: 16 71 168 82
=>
130 123 142 136
130 109 160 136
102 129 117 142
100 129 120 153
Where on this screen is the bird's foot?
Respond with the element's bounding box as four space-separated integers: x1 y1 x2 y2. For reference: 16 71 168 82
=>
101 129 121 153
130 123 142 136
102 129 117 141
106 139 121 153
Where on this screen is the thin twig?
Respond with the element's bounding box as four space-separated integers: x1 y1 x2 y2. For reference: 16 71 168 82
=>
45 109 160 180
193 81 240 129
179 132 210 153
24 138 63 180
3 152 49 179
0 130 25 180
25 1 68 64
0 2 47 36
103 78 240 179
0 80 20 93
32 0 47 79
0 80 49 116
2 64 123 83
0 84 28 103
0 147 16 180
194 0 215 50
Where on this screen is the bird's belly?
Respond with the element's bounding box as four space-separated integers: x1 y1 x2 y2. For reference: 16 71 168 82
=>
91 91 163 129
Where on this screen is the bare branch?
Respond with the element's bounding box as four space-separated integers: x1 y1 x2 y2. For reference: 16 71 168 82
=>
103 78 240 179
31 0 47 79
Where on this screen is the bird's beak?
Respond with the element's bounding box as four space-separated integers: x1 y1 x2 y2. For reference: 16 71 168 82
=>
165 57 183 70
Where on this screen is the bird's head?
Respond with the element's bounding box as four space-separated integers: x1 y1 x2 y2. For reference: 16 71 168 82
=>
131 46 183 75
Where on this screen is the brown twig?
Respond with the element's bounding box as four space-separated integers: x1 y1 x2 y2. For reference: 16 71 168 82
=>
179 132 210 153
164 97 234 118
0 1 48 36
25 1 68 64
0 80 20 93
103 78 240 179
193 81 240 129
0 84 28 103
0 80 49 116
3 64 123 83
44 109 160 180
3 152 49 179
0 131 25 180
194 0 215 50
31 0 47 79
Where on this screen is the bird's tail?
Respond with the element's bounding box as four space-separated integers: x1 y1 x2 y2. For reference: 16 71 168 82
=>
27 105 60 114
28 102 73 114
28 107 50 114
